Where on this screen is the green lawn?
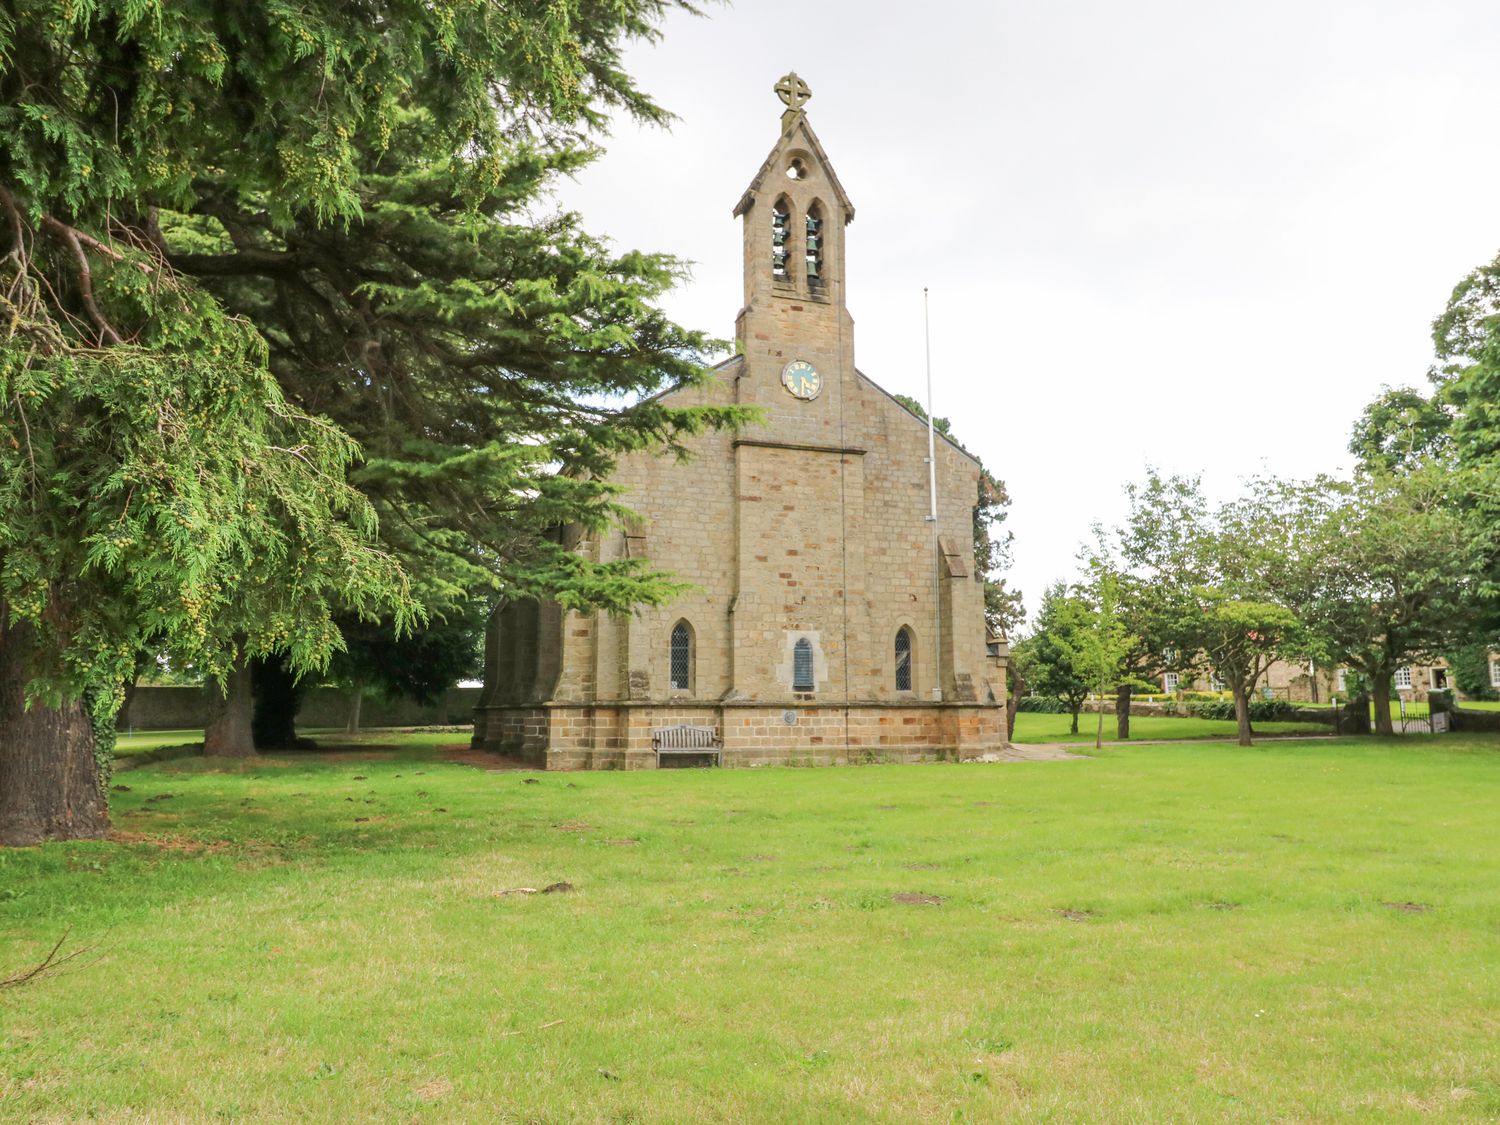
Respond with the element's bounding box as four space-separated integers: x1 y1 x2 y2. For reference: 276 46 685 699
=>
114 728 204 756
113 726 469 758
4 734 1499 1121
1011 711 1324 743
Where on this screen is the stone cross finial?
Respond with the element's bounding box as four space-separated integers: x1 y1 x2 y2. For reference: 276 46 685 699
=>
774 72 812 113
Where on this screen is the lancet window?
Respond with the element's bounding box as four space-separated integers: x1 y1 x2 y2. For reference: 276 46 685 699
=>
804 204 824 291
670 620 694 692
772 199 791 282
894 628 913 692
792 638 814 692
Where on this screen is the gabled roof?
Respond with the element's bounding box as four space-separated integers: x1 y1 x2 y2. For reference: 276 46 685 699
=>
733 111 856 224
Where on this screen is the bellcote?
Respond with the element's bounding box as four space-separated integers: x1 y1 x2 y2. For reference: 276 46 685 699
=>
734 73 855 324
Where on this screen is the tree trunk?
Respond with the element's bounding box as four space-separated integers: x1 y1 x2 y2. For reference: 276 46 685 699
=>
1069 707 1080 735
1232 682 1253 747
251 654 309 749
346 690 363 735
1115 684 1131 741
0 619 109 846
1372 670 1395 736
204 651 255 757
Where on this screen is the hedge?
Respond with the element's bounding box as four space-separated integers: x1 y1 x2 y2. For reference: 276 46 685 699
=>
1015 696 1073 714
1187 699 1298 722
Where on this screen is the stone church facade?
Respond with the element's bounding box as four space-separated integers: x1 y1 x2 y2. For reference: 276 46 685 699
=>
473 76 1007 768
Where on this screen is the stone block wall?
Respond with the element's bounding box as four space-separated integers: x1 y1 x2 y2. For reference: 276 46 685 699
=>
475 701 1003 770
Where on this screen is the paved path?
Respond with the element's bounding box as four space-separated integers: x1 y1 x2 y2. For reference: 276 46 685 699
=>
995 734 1339 759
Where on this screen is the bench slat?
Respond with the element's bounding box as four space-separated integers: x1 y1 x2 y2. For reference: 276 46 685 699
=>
651 723 722 762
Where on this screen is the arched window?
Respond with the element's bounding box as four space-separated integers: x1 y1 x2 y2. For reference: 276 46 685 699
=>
670 620 694 692
771 199 791 283
792 638 814 692
894 628 913 692
804 203 824 291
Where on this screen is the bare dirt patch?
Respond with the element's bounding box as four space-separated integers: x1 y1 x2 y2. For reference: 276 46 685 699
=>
892 893 944 906
1382 901 1433 914
109 831 285 858
1055 908 1098 922
902 862 939 871
414 1077 453 1104
552 821 593 833
440 745 536 772
495 882 575 898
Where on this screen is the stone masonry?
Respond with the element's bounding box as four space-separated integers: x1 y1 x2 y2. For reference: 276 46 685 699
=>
473 76 1007 767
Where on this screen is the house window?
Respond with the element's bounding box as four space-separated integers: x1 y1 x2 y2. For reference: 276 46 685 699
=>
670 621 693 692
1337 669 1349 693
1395 667 1413 690
1208 672 1225 692
894 628 913 692
1431 668 1448 691
793 638 815 692
771 199 791 282
1491 657 1500 688
1163 672 1180 693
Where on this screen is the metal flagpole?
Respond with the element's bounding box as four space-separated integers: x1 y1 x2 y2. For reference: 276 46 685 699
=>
924 288 942 703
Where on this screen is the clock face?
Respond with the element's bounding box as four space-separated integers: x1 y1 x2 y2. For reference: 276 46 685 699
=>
781 359 823 400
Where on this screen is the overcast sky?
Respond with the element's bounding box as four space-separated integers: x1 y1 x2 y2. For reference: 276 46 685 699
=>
558 0 1500 625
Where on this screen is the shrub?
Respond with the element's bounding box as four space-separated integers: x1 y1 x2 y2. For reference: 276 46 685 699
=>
1187 699 1298 722
1016 696 1072 714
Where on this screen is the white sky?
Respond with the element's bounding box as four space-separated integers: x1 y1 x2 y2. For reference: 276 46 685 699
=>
558 0 1500 622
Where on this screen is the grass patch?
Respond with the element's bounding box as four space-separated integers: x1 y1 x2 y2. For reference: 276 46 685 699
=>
3 733 1499 1119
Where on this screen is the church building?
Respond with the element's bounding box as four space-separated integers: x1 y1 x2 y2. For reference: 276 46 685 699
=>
472 74 1007 768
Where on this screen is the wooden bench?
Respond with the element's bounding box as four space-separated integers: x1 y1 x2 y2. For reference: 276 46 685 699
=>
651 724 722 767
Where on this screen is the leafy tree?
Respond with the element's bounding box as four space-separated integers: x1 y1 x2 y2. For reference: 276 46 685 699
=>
1256 465 1479 735
326 612 483 734
1186 593 1297 746
1446 641 1500 703
1430 250 1500 624
1015 583 1094 734
0 1 713 841
1086 521 1198 740
1348 387 1453 473
1108 470 1300 746
1057 570 1138 750
164 16 752 750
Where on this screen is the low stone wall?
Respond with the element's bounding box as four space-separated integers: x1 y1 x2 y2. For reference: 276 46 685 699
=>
1450 706 1500 733
474 700 1005 769
119 685 482 731
1079 700 1339 725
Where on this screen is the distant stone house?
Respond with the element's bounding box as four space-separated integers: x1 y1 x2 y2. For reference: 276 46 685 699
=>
1162 654 1499 703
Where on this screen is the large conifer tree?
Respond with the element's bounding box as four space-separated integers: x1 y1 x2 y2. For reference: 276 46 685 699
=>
0 1 743 841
